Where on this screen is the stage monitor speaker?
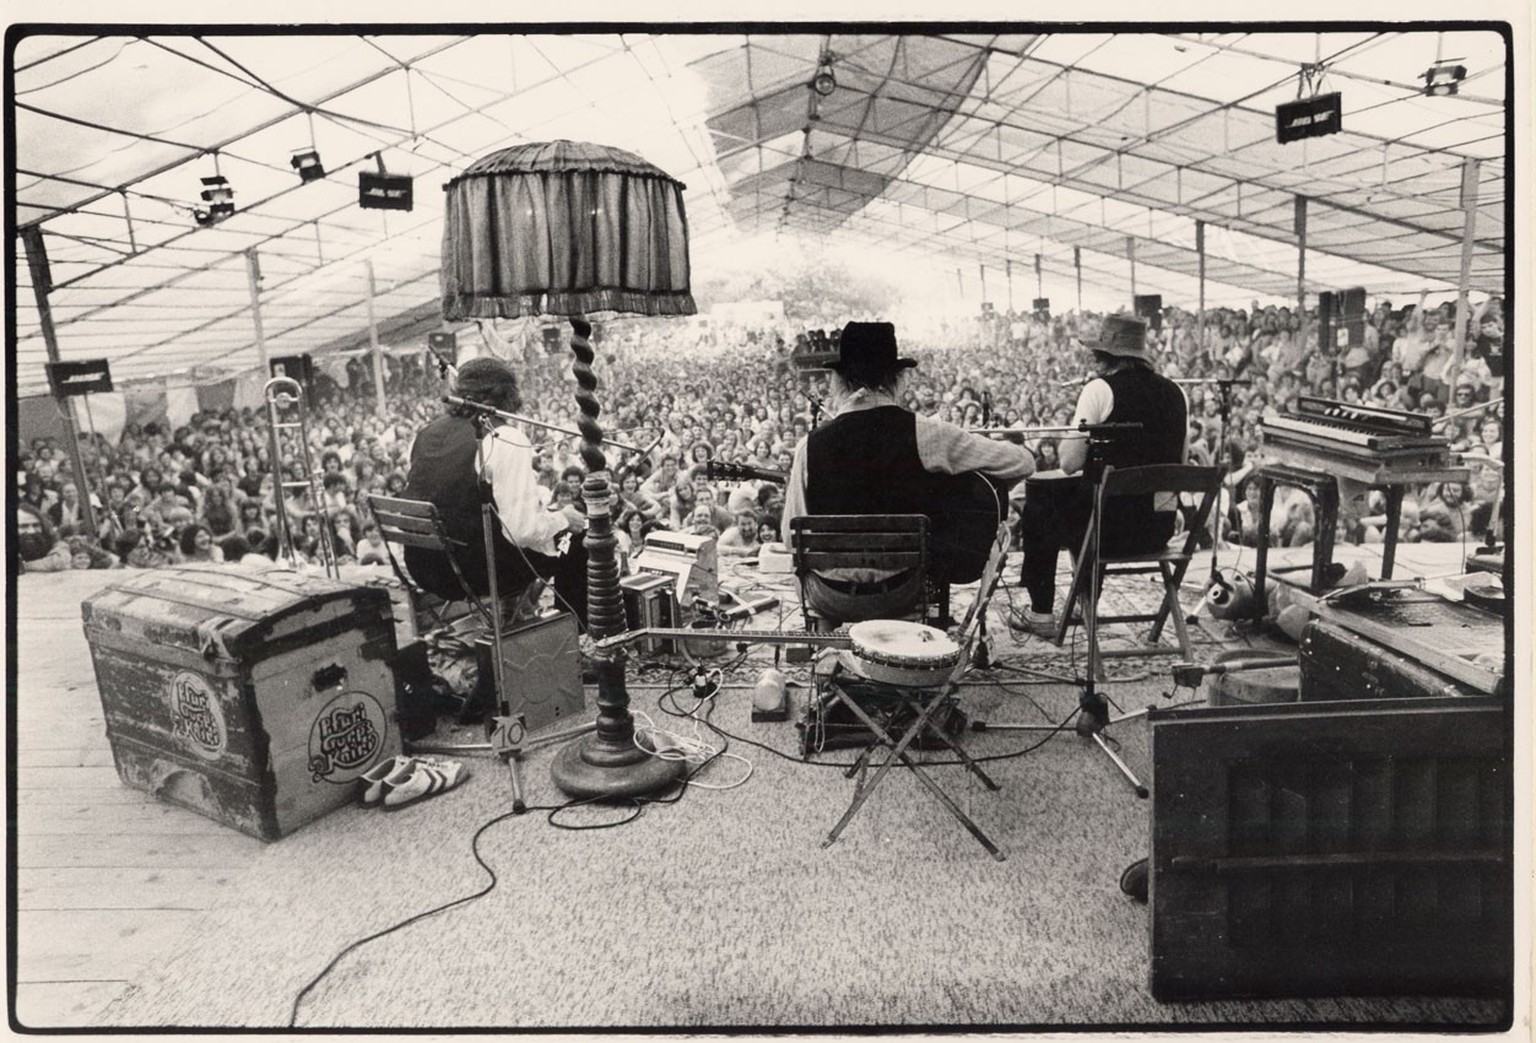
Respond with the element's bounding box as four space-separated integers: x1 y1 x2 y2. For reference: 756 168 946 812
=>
474 611 584 735
1134 294 1163 330
270 354 315 406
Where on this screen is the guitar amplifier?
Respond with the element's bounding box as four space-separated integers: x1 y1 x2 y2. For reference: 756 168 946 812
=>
621 573 679 655
633 530 718 605
474 611 584 735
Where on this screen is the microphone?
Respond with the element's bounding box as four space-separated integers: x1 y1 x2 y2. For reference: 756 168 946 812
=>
721 595 780 621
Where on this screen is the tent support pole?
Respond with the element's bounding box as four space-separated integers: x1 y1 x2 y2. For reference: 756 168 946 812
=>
21 225 99 536
246 248 269 375
1450 158 1481 389
1196 219 1206 358
1294 197 1308 349
366 259 387 417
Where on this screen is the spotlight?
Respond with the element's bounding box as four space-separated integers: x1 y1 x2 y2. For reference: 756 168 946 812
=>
195 174 235 226
358 153 413 212
811 66 836 97
290 148 326 182
1421 63 1467 97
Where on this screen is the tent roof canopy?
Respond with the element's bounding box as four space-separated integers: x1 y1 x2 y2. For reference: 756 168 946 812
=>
10 27 1510 397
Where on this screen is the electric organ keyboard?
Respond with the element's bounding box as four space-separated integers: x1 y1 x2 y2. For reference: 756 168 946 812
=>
1258 396 1464 485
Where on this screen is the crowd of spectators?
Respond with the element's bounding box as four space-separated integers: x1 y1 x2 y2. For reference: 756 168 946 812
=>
16 289 1507 580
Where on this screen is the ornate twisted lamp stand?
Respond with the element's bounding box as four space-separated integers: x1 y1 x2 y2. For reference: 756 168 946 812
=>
550 317 686 799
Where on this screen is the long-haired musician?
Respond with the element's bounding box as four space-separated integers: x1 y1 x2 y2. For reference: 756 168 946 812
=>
401 356 589 626
782 321 1036 625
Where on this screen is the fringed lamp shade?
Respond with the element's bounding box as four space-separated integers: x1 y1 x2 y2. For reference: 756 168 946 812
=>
440 140 696 320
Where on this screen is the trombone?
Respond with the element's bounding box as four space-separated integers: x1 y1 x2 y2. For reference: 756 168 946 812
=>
264 376 339 579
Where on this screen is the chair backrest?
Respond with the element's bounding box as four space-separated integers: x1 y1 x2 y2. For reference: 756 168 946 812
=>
365 493 490 625
367 493 459 554
788 514 929 575
1092 464 1226 560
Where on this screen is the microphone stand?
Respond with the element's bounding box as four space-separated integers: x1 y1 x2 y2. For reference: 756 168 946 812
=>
1173 378 1251 583
443 394 650 456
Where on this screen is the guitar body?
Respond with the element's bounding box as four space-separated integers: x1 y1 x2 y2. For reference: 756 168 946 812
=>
923 471 1008 584
707 460 1005 584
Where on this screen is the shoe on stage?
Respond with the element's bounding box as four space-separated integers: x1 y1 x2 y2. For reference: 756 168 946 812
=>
1010 606 1055 636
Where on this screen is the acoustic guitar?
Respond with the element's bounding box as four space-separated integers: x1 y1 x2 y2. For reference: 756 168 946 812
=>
705 459 1006 583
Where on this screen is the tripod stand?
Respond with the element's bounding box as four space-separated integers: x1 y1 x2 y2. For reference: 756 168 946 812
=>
1172 375 1249 583
977 461 1227 797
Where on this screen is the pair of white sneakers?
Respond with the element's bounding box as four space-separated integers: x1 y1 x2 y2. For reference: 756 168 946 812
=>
359 754 469 809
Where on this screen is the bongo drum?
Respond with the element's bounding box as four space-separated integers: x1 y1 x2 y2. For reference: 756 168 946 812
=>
846 619 961 687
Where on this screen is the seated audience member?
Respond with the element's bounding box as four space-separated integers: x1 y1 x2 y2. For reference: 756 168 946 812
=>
218 533 253 564
1415 482 1472 543
64 529 120 570
354 522 390 566
717 508 762 558
686 503 721 540
179 523 225 563
17 501 73 572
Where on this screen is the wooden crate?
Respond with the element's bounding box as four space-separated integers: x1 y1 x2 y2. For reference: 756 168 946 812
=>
81 564 402 841
1148 697 1512 1001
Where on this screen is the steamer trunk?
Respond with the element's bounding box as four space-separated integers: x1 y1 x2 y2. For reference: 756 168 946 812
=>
81 564 402 841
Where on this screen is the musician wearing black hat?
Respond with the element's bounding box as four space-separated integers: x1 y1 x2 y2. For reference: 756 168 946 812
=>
1016 314 1188 727
402 355 589 626
782 320 1035 624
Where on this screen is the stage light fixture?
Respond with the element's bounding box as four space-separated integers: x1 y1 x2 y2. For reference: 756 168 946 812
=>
194 174 235 226
290 148 326 182
359 152 413 211
1421 63 1467 97
811 65 836 97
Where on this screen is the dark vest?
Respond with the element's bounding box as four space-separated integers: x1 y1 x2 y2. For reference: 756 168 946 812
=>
805 406 935 518
400 415 492 596
803 405 997 582
1097 366 1187 469
1095 365 1188 520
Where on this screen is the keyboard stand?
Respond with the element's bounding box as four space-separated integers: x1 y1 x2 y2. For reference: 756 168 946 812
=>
1252 464 1340 620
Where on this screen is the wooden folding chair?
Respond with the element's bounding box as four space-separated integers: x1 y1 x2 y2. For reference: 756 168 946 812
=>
366 493 507 754
788 514 936 630
1052 464 1225 681
800 513 1014 860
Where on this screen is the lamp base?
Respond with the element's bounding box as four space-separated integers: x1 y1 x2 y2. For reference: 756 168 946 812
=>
550 736 685 800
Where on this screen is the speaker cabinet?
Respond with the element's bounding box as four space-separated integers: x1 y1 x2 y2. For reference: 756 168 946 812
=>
474 612 584 735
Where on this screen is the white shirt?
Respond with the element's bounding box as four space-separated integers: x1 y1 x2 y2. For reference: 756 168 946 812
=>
479 424 571 557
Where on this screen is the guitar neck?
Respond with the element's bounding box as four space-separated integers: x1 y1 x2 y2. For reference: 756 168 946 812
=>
706 461 788 485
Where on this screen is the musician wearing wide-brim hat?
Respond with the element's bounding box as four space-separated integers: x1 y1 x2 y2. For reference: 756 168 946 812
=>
782 320 1035 625
1015 314 1189 721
